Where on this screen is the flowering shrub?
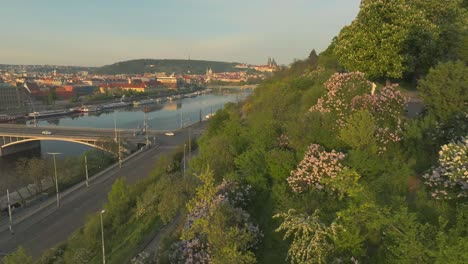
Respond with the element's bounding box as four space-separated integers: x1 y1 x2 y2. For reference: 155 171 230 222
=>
274 209 341 264
310 72 372 127
422 136 468 200
309 72 407 152
171 171 261 263
287 144 346 193
170 238 211 264
276 133 291 149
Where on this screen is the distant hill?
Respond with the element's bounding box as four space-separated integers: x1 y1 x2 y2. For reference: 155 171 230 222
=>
94 59 240 75
0 64 95 74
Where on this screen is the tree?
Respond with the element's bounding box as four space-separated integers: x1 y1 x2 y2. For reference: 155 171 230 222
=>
105 178 132 230
287 144 346 193
339 110 377 152
274 209 337 264
308 49 319 66
334 0 436 80
417 61 468 121
410 0 467 63
16 157 49 194
422 135 468 200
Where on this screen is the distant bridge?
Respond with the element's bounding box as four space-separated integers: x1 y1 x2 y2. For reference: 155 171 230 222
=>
0 124 156 157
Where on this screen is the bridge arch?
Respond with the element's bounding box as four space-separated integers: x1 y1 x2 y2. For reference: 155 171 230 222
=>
1 138 116 155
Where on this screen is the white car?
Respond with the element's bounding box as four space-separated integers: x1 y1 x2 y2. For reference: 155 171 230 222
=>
164 132 174 136
41 130 52 135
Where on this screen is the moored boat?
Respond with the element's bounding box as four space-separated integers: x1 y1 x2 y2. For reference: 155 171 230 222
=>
27 109 70 119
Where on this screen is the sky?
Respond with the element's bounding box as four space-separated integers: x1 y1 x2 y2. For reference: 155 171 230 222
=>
0 0 361 67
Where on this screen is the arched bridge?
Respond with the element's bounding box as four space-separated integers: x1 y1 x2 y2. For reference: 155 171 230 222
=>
0 124 155 157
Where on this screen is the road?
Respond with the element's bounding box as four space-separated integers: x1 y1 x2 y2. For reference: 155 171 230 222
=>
0 121 207 258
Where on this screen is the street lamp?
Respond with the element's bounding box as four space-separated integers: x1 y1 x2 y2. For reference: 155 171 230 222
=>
100 209 106 264
46 152 61 208
144 112 150 145
114 111 117 142
117 130 122 168
183 144 186 178
6 189 13 234
84 154 89 187
188 127 191 160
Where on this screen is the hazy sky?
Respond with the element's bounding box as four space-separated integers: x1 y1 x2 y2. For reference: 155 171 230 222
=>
0 0 360 67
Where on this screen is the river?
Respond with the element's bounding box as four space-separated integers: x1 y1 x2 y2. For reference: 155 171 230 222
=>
0 89 251 193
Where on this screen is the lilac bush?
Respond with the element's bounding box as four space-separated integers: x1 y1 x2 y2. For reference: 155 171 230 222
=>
309 72 407 152
287 144 346 193
171 173 261 263
422 136 468 200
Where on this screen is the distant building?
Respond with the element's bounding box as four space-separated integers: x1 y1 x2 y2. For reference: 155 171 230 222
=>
99 81 158 93
0 83 28 110
157 75 183 89
235 63 249 69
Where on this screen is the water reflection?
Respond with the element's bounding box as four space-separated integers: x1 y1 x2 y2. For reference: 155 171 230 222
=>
2 91 251 186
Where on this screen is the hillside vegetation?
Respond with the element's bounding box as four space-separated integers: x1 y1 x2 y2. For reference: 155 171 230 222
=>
5 0 467 263
94 59 239 75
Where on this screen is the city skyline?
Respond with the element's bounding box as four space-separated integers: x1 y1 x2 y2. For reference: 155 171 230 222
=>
0 0 360 67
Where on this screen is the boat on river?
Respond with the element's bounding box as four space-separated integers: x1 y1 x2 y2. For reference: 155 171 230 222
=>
27 110 70 119
133 99 156 107
79 105 102 113
101 101 132 109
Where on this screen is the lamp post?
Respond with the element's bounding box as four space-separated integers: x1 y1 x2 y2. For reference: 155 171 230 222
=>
180 111 183 129
7 189 13 234
100 209 106 264
46 152 61 208
144 112 150 145
114 111 117 142
188 127 191 160
183 144 186 178
118 130 122 168
84 154 89 187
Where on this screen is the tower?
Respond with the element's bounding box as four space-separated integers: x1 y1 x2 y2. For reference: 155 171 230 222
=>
187 55 191 74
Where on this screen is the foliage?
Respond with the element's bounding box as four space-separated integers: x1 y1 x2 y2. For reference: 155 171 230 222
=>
310 72 407 152
422 136 468 200
172 169 261 263
339 110 377 152
417 61 468 121
2 247 33 264
287 144 346 193
16 157 50 193
334 0 437 79
274 210 338 264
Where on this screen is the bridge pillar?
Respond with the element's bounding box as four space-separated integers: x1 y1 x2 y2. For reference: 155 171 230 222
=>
0 141 41 157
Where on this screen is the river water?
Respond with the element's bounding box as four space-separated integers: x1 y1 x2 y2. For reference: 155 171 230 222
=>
0 90 250 192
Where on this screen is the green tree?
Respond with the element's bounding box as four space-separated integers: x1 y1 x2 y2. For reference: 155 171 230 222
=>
274 209 337 264
339 110 378 152
334 0 436 80
2 247 33 264
410 0 467 63
16 158 49 194
204 203 257 264
308 49 319 66
417 61 468 121
105 178 132 230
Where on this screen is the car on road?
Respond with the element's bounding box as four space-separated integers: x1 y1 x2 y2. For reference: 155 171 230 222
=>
164 132 174 136
41 130 52 135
